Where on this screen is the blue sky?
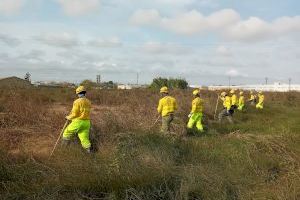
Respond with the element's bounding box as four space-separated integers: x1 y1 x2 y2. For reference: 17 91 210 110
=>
0 0 299 85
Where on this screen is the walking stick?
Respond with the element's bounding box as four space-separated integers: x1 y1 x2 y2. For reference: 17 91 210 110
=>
214 95 220 120
49 120 69 158
149 115 161 130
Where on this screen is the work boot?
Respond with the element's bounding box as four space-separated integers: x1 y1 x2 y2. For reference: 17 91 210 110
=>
85 147 92 154
61 139 71 147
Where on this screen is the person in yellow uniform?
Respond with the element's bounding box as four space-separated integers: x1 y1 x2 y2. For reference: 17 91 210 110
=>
238 91 245 111
157 87 177 134
62 86 92 153
187 89 204 133
249 90 256 106
256 91 264 109
218 91 233 123
230 89 238 110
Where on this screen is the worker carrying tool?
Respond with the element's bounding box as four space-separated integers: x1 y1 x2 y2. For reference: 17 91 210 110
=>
187 89 204 133
248 90 257 105
238 91 245 111
62 86 92 153
157 86 177 134
218 91 233 123
230 89 238 110
256 91 264 109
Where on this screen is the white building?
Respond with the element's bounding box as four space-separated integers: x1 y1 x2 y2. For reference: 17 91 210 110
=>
206 82 300 92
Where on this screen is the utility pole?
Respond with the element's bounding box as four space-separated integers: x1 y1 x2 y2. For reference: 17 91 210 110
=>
136 72 139 85
265 77 268 85
96 75 101 85
289 78 292 92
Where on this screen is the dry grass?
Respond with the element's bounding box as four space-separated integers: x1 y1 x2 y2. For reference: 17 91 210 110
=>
0 87 299 199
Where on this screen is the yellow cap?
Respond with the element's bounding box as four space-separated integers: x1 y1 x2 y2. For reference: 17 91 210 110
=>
76 86 86 94
221 91 227 97
230 89 235 94
193 89 200 96
160 86 168 93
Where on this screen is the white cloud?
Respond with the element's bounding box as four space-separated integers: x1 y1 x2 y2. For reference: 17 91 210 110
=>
56 0 100 16
129 9 160 26
0 0 24 15
226 68 240 77
141 41 191 54
0 33 21 46
155 0 195 5
34 32 80 48
216 45 232 56
130 9 300 42
88 37 122 48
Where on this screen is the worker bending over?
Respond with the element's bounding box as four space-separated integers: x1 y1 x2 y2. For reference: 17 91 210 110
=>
249 91 256 105
256 91 264 109
187 89 204 133
62 86 92 153
218 91 233 123
238 91 245 111
157 87 177 134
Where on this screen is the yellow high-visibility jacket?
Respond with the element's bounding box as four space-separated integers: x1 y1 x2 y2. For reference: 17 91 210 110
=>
239 96 245 106
231 94 238 106
258 94 264 104
66 97 91 120
157 96 177 117
191 97 204 113
249 94 255 101
221 96 231 111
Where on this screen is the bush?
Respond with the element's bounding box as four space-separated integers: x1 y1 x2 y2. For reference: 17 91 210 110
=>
150 77 188 90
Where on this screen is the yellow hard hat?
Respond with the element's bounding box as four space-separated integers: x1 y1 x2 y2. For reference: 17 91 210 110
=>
230 89 235 94
76 86 86 94
240 91 244 95
220 91 227 97
160 86 168 93
193 89 200 96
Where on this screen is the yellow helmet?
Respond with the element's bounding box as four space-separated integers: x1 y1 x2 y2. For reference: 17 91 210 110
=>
193 89 200 96
240 91 244 95
220 91 227 97
160 86 168 94
76 86 86 94
230 89 235 94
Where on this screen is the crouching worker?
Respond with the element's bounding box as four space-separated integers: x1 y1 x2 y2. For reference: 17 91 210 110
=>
157 87 177 134
62 86 92 153
218 91 233 123
187 90 204 134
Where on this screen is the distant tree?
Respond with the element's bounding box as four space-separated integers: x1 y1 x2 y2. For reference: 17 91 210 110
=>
80 80 97 90
150 77 188 90
24 72 31 83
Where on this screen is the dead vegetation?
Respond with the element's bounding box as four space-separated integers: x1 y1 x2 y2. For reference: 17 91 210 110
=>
0 88 299 199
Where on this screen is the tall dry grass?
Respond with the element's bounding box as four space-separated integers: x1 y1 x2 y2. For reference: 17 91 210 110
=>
0 87 299 199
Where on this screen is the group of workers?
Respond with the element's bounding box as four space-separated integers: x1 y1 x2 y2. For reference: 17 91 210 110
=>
60 86 265 153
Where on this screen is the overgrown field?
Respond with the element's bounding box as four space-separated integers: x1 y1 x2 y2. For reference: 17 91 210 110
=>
0 88 299 200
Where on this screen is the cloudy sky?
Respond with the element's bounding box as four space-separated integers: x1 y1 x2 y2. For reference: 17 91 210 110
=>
0 0 299 85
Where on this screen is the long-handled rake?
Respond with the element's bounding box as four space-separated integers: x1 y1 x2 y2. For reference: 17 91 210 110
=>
49 120 69 158
148 115 161 130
